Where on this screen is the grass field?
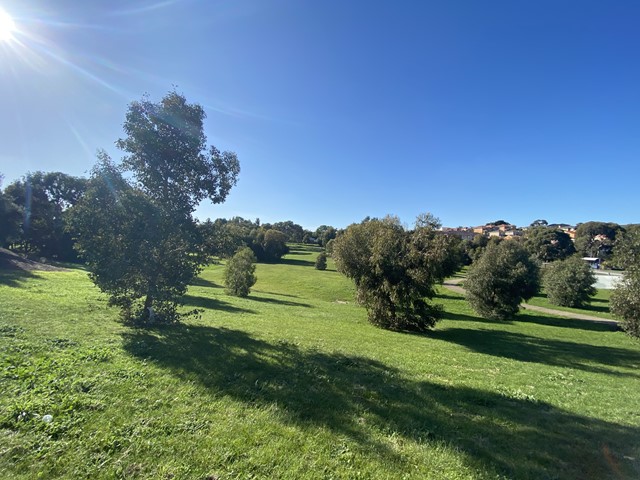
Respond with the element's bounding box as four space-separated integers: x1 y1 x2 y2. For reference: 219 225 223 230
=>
1 245 639 479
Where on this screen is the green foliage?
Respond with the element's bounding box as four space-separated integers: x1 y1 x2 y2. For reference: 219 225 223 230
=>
333 215 460 331
0 174 21 247
574 221 624 260
613 225 640 270
611 227 640 337
524 227 576 262
611 272 640 338
69 91 240 325
270 221 304 243
465 241 540 319
314 225 337 247
315 252 327 270
543 256 596 308
3 171 88 260
224 247 257 297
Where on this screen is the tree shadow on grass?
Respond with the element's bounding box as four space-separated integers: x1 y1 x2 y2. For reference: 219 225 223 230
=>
181 294 256 314
247 295 312 308
0 269 42 288
190 277 222 289
433 327 640 378
517 312 618 332
122 325 640 479
279 258 315 267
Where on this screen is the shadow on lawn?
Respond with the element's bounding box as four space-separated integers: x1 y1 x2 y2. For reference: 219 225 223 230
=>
518 312 618 332
247 295 312 308
0 269 42 288
190 277 222 289
433 327 640 378
182 294 256 314
123 325 639 479
279 257 315 267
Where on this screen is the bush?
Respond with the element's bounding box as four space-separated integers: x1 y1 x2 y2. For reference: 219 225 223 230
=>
315 252 327 270
543 256 596 307
333 215 460 331
611 272 640 338
465 241 540 320
224 247 257 297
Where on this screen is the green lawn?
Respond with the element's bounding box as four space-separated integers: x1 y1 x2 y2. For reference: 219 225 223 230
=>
526 288 614 320
1 247 639 479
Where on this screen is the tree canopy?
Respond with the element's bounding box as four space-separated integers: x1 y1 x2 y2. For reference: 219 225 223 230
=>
524 227 575 262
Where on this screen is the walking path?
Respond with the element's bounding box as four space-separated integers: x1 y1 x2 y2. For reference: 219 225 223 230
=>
442 278 619 328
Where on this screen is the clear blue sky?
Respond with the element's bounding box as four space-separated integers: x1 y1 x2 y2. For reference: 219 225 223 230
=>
1 0 638 230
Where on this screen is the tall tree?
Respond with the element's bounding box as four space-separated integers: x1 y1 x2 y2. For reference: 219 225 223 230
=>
70 91 240 324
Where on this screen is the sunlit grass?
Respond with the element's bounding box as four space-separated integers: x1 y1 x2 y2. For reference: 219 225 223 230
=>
1 248 639 479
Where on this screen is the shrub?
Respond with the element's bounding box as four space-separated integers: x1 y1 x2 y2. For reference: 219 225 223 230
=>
333 215 460 331
465 241 540 320
315 252 327 270
224 247 257 297
543 256 596 307
611 272 640 338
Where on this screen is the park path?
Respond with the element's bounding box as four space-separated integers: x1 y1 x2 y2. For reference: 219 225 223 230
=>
442 278 619 328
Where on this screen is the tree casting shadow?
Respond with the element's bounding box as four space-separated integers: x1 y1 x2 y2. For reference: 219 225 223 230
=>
122 325 639 479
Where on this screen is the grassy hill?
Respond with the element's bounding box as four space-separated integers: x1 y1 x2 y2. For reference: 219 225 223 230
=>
1 245 639 479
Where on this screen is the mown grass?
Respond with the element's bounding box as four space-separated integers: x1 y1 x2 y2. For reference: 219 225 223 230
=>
526 288 614 320
1 247 639 479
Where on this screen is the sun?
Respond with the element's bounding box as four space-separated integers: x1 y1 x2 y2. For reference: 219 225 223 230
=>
0 7 17 42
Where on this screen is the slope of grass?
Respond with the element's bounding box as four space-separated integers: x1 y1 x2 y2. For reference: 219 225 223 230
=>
1 249 639 479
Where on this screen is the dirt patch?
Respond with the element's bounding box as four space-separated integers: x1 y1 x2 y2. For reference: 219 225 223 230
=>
0 248 67 271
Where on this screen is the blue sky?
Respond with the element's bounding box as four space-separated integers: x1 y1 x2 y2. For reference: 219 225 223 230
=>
1 0 638 230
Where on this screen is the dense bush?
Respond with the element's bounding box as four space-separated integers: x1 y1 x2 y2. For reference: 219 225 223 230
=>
224 247 257 297
333 215 460 331
610 227 640 337
315 252 327 270
465 241 540 320
543 256 596 307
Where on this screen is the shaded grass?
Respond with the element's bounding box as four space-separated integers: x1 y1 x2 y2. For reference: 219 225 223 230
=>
1 254 639 479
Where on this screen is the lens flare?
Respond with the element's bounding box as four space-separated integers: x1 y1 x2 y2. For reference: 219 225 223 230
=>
0 7 17 42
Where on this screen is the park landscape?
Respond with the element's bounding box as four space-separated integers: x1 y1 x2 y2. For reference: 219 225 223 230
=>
1 91 640 480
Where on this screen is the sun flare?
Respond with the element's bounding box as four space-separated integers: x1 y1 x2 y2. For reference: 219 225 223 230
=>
0 7 17 42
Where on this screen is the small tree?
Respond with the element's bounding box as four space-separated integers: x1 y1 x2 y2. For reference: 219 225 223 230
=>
315 252 327 270
465 241 540 320
543 256 596 307
224 247 257 297
70 91 240 324
333 214 460 331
